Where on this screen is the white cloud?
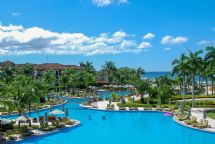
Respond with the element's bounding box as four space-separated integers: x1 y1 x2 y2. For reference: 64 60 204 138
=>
92 0 128 7
0 23 145 56
12 12 20 16
197 40 211 45
137 42 152 49
161 35 188 45
143 33 155 40
164 47 171 51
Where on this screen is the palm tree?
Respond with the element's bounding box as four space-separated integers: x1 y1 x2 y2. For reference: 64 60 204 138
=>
42 69 56 88
134 79 150 103
172 53 188 104
60 69 73 93
187 49 203 107
102 61 117 83
155 75 174 105
202 58 210 96
80 61 96 74
2 75 27 115
205 46 215 95
136 67 145 80
19 63 34 77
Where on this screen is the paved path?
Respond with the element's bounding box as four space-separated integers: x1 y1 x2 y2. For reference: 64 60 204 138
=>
191 108 215 132
178 98 215 101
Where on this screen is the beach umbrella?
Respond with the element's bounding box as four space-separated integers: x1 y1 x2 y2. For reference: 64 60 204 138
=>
16 115 31 122
48 109 65 115
0 118 11 125
16 115 31 127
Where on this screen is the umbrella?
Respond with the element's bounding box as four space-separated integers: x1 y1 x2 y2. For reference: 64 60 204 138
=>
48 109 65 115
0 119 11 125
16 115 31 127
16 115 31 122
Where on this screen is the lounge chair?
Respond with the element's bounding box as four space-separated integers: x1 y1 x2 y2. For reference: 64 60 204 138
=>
39 116 44 122
55 120 65 128
177 115 189 121
129 107 134 111
184 117 197 125
33 118 38 123
197 120 208 129
119 107 126 110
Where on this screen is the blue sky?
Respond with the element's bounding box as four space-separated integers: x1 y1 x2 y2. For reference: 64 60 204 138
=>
0 0 215 71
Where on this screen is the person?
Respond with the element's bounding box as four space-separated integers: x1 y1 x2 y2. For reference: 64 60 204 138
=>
102 116 106 120
88 115 92 120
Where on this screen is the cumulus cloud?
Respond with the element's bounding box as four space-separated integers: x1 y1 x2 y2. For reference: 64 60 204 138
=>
197 40 211 45
143 33 155 40
164 47 171 51
137 42 152 49
12 12 20 16
0 23 145 56
161 35 188 45
92 0 128 7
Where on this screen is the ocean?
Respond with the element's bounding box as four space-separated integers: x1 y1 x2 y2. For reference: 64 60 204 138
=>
143 72 172 79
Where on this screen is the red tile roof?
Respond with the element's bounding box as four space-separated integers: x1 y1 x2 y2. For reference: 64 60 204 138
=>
0 61 81 70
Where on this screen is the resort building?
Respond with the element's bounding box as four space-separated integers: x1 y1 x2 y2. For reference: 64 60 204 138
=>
0 60 81 79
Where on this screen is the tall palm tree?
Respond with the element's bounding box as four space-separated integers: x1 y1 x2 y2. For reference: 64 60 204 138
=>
42 69 56 88
80 61 96 74
172 53 188 104
136 67 145 80
134 79 150 103
205 46 215 95
202 58 210 96
102 61 117 83
60 69 73 93
187 49 203 107
19 63 34 77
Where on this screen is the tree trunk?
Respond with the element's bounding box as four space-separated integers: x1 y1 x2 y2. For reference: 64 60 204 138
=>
183 75 186 104
28 98 31 127
198 75 201 88
141 93 144 104
192 73 195 107
206 77 208 96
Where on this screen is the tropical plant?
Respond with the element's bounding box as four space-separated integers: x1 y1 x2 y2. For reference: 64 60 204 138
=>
172 53 189 103
187 49 203 107
205 46 215 95
134 79 150 103
102 61 117 83
80 61 96 74
155 75 174 104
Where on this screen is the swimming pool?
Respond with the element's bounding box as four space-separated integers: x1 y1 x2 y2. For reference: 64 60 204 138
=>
5 98 215 144
96 90 133 98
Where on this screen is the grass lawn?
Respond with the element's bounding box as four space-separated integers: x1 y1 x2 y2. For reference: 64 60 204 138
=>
207 111 215 120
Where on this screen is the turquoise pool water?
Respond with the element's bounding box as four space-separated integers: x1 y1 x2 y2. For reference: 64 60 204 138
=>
96 90 133 98
4 98 215 144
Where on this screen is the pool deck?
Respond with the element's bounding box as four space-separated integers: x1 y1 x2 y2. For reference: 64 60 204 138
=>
7 120 81 143
80 100 215 133
2 100 68 117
